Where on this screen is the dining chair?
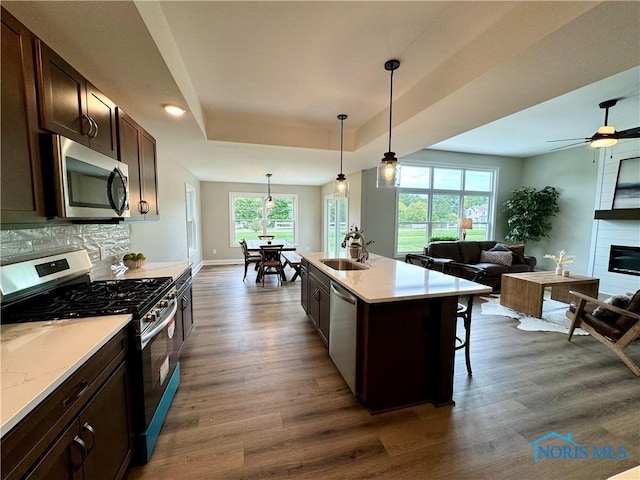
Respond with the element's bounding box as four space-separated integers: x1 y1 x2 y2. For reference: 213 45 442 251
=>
442 261 487 376
258 245 284 286
240 239 262 281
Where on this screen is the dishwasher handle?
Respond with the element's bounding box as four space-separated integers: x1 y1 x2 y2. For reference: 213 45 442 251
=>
330 283 356 305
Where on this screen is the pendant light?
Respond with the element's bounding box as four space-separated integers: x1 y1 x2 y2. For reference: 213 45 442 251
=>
334 114 349 198
376 59 401 188
264 173 274 210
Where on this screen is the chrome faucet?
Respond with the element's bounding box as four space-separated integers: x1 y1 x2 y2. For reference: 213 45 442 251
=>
341 227 369 263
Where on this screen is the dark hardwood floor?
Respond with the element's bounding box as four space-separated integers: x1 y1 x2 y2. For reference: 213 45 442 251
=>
126 265 639 480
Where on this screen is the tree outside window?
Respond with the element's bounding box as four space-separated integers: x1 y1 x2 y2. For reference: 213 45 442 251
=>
230 193 297 245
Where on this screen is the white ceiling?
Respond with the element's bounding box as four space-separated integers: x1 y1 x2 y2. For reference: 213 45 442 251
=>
4 1 640 186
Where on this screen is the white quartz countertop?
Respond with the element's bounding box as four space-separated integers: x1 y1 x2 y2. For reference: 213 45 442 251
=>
93 261 191 281
301 252 492 303
0 315 131 436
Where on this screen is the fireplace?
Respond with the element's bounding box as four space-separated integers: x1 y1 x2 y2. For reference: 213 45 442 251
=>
608 245 640 277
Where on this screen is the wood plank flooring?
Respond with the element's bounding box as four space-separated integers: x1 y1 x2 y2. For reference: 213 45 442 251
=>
126 265 639 480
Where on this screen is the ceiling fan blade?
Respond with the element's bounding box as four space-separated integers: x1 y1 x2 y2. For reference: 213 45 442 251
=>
546 138 589 143
617 126 640 139
550 141 588 151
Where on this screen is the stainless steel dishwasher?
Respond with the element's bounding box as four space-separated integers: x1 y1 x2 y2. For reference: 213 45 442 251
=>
329 282 358 394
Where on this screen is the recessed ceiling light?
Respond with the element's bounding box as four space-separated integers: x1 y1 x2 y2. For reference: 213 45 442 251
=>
163 104 187 116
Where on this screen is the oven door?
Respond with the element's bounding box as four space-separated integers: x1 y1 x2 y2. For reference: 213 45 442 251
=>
139 300 179 428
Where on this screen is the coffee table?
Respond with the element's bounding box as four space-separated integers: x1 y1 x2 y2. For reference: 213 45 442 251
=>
500 271 599 318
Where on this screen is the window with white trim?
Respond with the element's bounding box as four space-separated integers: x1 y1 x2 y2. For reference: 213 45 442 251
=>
229 192 298 245
396 165 496 254
185 183 198 258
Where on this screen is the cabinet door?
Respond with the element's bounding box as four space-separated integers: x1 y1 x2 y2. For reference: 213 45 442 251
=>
140 131 159 217
35 40 87 144
317 285 330 346
1 8 46 223
181 285 194 342
116 109 143 215
308 277 320 329
78 362 132 480
85 82 117 159
24 422 80 480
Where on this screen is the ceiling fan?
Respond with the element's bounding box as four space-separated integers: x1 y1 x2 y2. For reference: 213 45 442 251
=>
548 99 640 150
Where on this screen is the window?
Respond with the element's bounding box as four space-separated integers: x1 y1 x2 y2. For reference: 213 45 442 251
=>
396 165 496 254
185 183 198 258
325 196 348 255
230 192 298 245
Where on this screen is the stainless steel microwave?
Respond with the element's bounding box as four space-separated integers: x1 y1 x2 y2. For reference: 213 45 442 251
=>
43 135 130 219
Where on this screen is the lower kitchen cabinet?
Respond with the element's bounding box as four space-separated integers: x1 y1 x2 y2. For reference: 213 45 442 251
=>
300 260 308 313
1 328 133 480
305 263 330 347
174 267 194 356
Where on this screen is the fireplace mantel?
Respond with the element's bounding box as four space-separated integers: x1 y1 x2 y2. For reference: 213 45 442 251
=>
594 209 640 220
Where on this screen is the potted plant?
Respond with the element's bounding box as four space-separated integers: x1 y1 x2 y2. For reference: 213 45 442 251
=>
504 186 560 243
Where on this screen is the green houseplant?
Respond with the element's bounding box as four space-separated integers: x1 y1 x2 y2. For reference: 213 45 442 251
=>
504 186 560 243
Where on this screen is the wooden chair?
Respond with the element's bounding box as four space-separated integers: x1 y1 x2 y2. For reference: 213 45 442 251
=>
240 239 262 281
258 245 284 286
442 262 487 376
567 290 640 376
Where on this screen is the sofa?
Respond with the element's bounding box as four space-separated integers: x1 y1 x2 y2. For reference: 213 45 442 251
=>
423 240 537 291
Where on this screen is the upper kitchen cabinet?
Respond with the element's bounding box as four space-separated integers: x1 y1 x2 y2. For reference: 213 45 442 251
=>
1 7 46 224
35 40 118 159
117 109 159 219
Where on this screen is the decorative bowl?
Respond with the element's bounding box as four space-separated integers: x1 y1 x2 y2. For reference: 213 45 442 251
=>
124 259 146 269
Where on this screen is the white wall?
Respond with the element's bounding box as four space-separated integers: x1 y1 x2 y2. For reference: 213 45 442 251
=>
200 181 322 263
589 139 640 295
129 157 203 270
521 145 599 275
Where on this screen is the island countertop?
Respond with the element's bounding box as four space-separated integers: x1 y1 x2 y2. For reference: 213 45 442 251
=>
301 252 491 303
1 315 131 436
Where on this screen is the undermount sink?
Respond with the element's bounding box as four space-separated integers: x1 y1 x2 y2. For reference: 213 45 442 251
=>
319 258 369 271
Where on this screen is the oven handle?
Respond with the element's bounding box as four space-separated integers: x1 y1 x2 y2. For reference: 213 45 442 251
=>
140 299 178 349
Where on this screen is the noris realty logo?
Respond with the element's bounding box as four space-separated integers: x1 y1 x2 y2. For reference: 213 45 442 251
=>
530 432 627 463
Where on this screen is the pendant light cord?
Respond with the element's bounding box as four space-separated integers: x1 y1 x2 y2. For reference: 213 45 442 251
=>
340 117 344 174
388 68 394 153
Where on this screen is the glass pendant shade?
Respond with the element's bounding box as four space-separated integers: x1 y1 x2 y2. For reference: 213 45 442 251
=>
376 151 401 188
264 173 275 209
334 173 349 198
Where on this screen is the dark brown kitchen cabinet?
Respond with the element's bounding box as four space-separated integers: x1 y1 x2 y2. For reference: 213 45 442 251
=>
174 267 194 356
1 328 133 480
307 264 330 347
0 7 46 223
117 109 160 219
35 40 118 159
300 260 309 313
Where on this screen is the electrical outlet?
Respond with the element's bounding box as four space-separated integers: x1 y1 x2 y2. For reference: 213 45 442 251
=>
212 249 217 255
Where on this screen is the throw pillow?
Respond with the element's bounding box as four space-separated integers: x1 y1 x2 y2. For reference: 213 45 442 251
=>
489 243 510 252
507 244 526 264
479 250 513 266
592 294 631 320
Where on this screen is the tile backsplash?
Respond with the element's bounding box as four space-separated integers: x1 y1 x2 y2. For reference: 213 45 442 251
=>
0 223 131 277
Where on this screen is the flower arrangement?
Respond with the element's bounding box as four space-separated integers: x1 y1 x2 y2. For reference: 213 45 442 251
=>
544 250 575 268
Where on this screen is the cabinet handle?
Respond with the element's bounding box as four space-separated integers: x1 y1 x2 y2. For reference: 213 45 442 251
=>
82 422 96 454
139 200 150 214
314 288 320 301
181 295 190 310
72 435 88 470
81 114 93 137
88 117 99 138
62 380 89 407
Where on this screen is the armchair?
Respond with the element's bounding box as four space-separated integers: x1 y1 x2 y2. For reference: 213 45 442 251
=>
567 290 640 376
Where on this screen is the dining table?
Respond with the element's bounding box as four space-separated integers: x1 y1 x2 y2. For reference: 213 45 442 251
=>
246 239 296 282
245 239 296 252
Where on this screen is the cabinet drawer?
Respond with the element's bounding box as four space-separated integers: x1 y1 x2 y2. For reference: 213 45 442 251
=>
1 328 128 480
308 264 330 291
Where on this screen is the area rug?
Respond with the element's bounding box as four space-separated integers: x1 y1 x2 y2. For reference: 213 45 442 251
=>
479 295 588 335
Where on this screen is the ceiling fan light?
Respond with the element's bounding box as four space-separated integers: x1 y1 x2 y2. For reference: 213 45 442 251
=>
590 136 618 148
597 125 616 135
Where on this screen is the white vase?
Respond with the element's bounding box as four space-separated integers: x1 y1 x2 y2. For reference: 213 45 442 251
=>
555 266 562 275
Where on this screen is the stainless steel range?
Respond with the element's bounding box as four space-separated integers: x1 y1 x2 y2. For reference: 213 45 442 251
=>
0 249 180 464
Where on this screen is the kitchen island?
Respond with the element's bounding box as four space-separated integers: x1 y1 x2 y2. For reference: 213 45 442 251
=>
301 252 491 413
